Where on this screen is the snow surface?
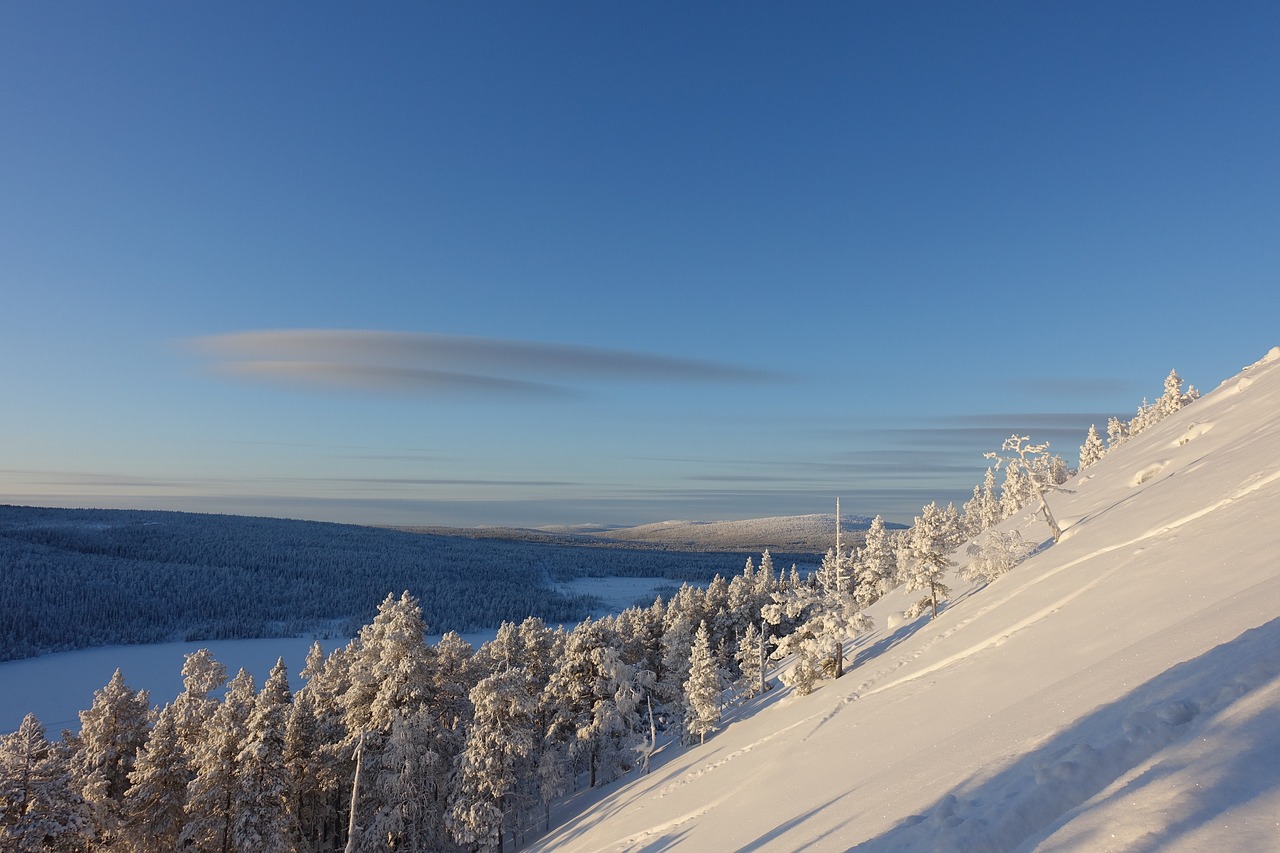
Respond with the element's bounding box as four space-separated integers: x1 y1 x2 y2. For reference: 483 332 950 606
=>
525 347 1280 852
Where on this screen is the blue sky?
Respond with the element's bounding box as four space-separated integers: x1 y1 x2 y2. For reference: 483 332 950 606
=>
2 2 1277 528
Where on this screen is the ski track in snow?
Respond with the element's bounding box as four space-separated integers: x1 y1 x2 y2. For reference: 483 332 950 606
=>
655 715 818 798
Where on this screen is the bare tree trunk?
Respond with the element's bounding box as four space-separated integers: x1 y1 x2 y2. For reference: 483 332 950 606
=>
344 733 365 853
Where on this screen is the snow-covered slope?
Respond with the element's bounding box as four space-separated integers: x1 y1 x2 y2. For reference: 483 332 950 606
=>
529 347 1280 852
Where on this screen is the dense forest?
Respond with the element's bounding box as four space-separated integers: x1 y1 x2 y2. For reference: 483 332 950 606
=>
0 507 797 662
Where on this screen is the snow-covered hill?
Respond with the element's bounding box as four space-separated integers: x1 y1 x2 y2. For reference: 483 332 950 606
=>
588 513 889 553
528 347 1280 852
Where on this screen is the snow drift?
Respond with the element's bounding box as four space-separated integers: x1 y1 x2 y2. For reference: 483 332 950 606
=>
528 347 1280 852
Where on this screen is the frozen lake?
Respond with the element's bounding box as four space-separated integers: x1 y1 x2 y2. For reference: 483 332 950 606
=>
1 575 684 733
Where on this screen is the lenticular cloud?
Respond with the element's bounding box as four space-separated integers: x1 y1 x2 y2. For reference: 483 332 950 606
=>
187 329 776 397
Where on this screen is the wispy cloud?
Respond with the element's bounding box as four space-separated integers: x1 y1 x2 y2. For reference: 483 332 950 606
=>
187 329 780 398
993 377 1141 400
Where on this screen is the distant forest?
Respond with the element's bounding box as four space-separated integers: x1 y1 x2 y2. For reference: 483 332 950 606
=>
0 505 808 662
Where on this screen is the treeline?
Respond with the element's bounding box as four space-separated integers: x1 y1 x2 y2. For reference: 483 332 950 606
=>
0 507 779 662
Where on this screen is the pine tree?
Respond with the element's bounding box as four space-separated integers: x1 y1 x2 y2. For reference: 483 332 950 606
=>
233 659 297 853
72 668 152 848
683 622 721 745
173 649 228 755
182 668 256 853
449 667 537 850
123 704 189 853
1 713 89 851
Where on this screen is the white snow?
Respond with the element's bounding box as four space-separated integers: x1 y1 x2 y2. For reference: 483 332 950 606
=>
525 348 1280 852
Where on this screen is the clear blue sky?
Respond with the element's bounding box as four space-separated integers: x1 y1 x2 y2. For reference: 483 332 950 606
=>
3 2 1277 528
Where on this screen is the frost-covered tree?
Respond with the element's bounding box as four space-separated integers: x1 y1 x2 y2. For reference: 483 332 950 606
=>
123 705 189 853
173 649 229 753
233 659 296 853
899 503 956 620
182 668 255 853
1156 368 1199 418
449 666 536 850
734 621 767 699
354 708 448 853
682 622 721 745
545 620 643 789
1 713 89 851
962 529 1032 583
71 668 152 848
986 435 1070 542
854 515 898 607
764 538 873 695
1078 423 1106 469
1106 415 1130 449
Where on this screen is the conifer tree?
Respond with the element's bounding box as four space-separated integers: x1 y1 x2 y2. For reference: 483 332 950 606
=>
1079 423 1106 469
735 622 765 699
683 622 721 745
123 705 189 853
854 515 899 607
233 659 296 853
72 668 152 848
1 713 89 851
182 669 256 853
899 503 956 620
449 667 536 850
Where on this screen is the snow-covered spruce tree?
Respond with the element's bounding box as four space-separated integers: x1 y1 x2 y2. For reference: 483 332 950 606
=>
986 435 1071 542
232 658 297 853
734 621 766 699
853 515 898 608
682 622 722 745
1106 415 1130 450
71 668 152 849
122 705 189 853
1 713 89 851
181 668 256 853
658 584 706 727
449 666 537 850
1078 423 1106 469
898 502 956 620
1157 368 1199 418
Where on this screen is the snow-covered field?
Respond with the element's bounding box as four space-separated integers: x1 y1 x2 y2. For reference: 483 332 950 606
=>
524 347 1280 852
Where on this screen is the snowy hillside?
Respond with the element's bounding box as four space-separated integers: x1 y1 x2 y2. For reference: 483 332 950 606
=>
528 347 1280 852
